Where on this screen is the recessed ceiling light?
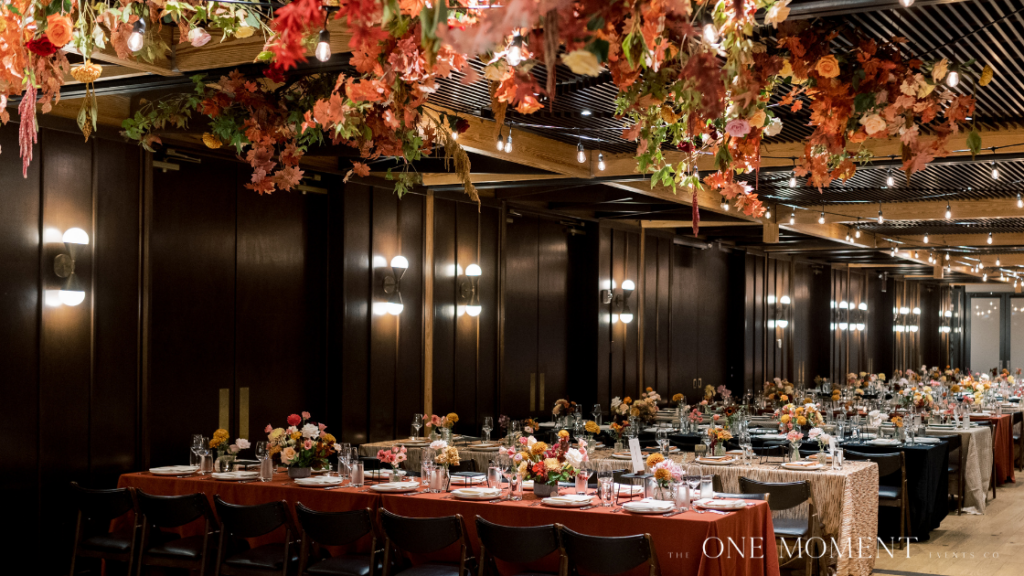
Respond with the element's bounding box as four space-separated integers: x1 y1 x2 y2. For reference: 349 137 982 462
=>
581 110 592 117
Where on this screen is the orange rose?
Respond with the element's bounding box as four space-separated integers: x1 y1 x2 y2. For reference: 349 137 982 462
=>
46 14 74 48
815 55 840 79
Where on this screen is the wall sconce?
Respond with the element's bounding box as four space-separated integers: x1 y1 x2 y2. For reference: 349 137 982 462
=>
767 295 791 329
52 228 90 306
457 263 482 317
830 300 867 331
382 255 408 315
939 308 952 333
602 279 635 324
893 305 920 333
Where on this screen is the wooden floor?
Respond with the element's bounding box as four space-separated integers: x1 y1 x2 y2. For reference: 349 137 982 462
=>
871 480 1022 576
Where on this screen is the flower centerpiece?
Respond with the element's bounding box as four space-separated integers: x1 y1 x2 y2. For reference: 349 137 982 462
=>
609 421 628 450
425 440 460 491
265 411 337 479
424 413 458 442
646 453 682 500
376 445 408 481
776 402 825 432
786 430 804 461
891 415 906 442
707 427 732 456
611 396 633 421
209 429 249 471
523 418 539 435
584 420 600 441
672 393 685 409
516 430 587 497
552 398 577 418
807 427 832 459
764 378 793 407
630 389 661 424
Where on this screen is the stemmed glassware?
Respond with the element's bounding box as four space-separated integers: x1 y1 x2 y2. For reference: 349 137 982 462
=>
592 404 602 425
196 437 212 474
190 434 204 467
497 452 514 500
655 429 670 454
482 417 493 442
255 441 273 482
412 415 423 439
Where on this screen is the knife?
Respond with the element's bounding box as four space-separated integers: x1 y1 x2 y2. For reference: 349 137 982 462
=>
662 511 681 517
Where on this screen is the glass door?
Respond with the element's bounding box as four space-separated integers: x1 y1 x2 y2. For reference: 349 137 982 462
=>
966 293 1017 373
1011 298 1024 371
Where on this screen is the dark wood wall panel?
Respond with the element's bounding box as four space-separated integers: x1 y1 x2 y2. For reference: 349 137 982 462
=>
502 214 538 415
670 244 699 400
0 125 42 556
608 229 626 401
537 218 569 409
148 158 237 465
395 194 425 435
369 191 400 441
336 186 372 443
91 142 142 484
454 202 480 429
596 226 612 408
432 198 457 417
476 206 500 424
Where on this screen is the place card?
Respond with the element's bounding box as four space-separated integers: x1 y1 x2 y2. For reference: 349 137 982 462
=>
628 438 644 473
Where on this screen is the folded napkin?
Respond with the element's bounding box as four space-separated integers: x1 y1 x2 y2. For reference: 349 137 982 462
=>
694 498 745 510
375 482 419 490
295 476 343 485
453 488 501 497
913 436 941 444
700 455 731 460
785 461 819 468
545 495 593 504
450 476 485 485
622 499 674 512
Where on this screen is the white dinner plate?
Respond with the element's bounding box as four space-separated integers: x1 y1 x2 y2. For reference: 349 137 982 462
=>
366 470 407 479
542 495 594 508
910 437 940 444
450 475 486 485
610 451 649 460
755 434 787 440
867 439 901 446
621 499 675 514
370 482 420 493
211 471 259 482
403 438 431 446
451 488 503 500
696 456 738 466
694 498 747 510
781 461 824 471
466 443 502 451
149 466 199 476
294 476 345 487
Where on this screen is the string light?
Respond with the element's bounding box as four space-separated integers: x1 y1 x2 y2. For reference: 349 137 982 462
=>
496 125 504 152
315 28 331 62
505 31 524 66
790 209 795 225
877 202 884 224
597 152 606 171
979 261 985 269
945 252 950 261
128 18 146 52
945 201 952 219
946 66 960 88
845 231 851 241
914 251 919 259
900 0 914 7
1018 193 1022 208
886 169 894 187
703 23 718 43
789 172 797 188
983 273 988 282
855 227 861 238
929 252 934 264
721 201 730 211
992 161 1000 180
988 232 994 244
576 134 585 163
997 257 1001 266
924 232 929 243
818 206 825 224
505 126 513 153
765 205 772 220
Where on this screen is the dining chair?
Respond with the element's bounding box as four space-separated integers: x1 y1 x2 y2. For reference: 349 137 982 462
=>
379 509 474 576
213 497 300 576
738 478 821 575
558 527 658 576
715 492 767 501
69 482 142 576
842 451 911 548
927 431 965 514
295 504 383 576
475 518 561 576
977 420 998 499
1013 412 1023 471
136 491 241 576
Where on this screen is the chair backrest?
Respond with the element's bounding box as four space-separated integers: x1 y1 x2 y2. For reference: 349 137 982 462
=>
380 509 463 555
137 491 214 529
716 492 767 501
359 456 382 471
843 450 902 477
296 504 374 547
738 478 809 511
71 482 136 524
476 518 559 564
560 527 652 576
214 496 292 539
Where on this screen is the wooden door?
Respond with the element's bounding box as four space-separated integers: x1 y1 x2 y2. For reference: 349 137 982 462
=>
502 214 539 417
536 218 569 416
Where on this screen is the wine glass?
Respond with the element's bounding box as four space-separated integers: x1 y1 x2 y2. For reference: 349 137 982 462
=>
497 453 514 500
196 437 212 474
482 417 493 442
655 429 670 454
592 404 602 425
412 415 423 439
191 434 204 467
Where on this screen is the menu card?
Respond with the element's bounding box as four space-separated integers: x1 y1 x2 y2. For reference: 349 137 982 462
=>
628 438 644 473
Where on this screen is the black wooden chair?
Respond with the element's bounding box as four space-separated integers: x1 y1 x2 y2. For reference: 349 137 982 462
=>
475 518 561 576
295 504 383 576
1013 411 1023 471
70 482 143 576
927 431 965 514
843 450 911 548
558 527 659 576
137 491 241 576
715 492 767 501
379 510 474 576
213 497 300 576
739 478 821 575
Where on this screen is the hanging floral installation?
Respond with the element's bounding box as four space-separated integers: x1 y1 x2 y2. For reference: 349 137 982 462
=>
0 0 990 215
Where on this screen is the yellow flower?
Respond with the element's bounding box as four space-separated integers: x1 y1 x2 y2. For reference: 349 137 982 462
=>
816 55 840 78
780 414 791 424
321 432 336 445
672 393 684 402
654 468 672 482
797 416 807 426
585 421 600 434
630 407 640 417
213 429 229 439
647 453 665 467
557 430 570 438
519 451 531 461
780 395 789 402
202 133 222 149
235 26 256 39
980 64 994 87
269 428 285 440
543 458 561 471
561 49 603 77
446 412 459 426
517 461 528 476
531 442 549 455
803 397 813 404
71 63 104 84
291 431 303 441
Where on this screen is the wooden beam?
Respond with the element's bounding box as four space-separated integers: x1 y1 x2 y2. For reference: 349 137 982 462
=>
887 232 1024 248
640 220 761 229
172 21 351 72
934 263 945 279
372 172 564 186
763 222 780 244
63 68 150 86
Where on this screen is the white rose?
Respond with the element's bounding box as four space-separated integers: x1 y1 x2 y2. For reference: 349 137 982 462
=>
301 423 320 439
859 114 886 135
429 440 448 450
564 448 584 469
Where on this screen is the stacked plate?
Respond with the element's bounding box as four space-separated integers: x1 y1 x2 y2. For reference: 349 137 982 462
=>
695 455 737 466
450 475 486 485
867 438 901 446
781 461 824 471
294 476 345 488
370 481 420 493
621 499 675 514
465 442 502 451
693 498 747 510
149 466 199 476
211 471 259 482
541 495 593 508
451 487 502 500
366 470 407 480
403 438 431 446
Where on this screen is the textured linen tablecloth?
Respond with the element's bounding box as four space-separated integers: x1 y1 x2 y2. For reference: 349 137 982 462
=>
971 414 1016 485
588 450 876 576
116 472 780 576
925 426 992 513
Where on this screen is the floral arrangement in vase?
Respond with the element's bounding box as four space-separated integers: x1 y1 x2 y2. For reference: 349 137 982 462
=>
776 403 825 431
515 430 587 496
786 430 804 460
807 427 832 454
265 411 338 478
611 396 633 420
609 421 628 449
646 453 682 500
424 412 459 440
672 393 685 407
716 385 733 404
706 427 732 456
429 440 460 469
552 398 577 417
209 429 249 470
688 409 704 426
584 420 600 439
523 418 539 435
703 385 716 402
764 378 793 406
628 388 661 424
376 445 408 476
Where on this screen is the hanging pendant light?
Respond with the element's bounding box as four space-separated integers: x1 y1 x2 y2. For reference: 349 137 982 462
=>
315 28 332 62
945 201 952 219
128 18 146 52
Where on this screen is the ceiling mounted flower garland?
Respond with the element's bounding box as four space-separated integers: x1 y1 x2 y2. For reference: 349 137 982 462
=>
0 0 990 215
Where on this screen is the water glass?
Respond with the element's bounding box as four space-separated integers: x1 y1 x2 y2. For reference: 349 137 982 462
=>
700 474 714 499
487 466 503 490
350 461 365 487
420 460 434 487
832 448 844 471
199 453 214 474
510 473 524 501
482 416 494 442
673 481 689 511
598 477 614 506
575 469 591 495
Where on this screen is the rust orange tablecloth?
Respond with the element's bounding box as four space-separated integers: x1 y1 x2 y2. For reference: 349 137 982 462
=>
973 414 1016 485
118 473 780 576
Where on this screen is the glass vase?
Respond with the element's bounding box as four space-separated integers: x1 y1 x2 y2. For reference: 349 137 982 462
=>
214 453 236 473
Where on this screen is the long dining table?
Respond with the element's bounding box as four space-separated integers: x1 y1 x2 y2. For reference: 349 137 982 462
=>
117 471 781 576
971 414 1016 486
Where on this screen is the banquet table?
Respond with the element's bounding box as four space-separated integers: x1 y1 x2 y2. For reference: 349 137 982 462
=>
970 414 1016 486
359 439 503 474
117 472 781 576
588 449 877 576
925 426 993 513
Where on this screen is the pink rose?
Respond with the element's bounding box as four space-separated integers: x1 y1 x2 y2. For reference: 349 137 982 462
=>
725 118 751 138
524 426 534 434
287 414 301 426
304 439 313 450
318 422 327 432
188 27 212 48
713 414 720 421
301 411 311 419
400 446 407 453
264 424 272 434
519 436 528 445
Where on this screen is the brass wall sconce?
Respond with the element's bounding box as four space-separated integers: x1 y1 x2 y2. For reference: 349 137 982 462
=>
51 228 90 307
457 263 482 317
601 279 635 324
